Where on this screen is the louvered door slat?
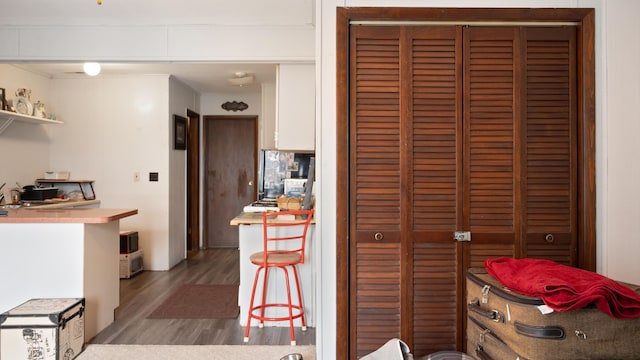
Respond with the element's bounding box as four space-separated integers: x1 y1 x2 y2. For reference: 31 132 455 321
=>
412 28 459 232
412 242 458 354
354 31 401 231
523 27 577 265
351 26 403 359
354 242 402 357
465 28 517 236
409 27 461 355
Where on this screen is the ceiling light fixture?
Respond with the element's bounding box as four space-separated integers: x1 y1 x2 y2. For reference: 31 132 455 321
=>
83 62 101 76
97 0 102 4
227 71 255 87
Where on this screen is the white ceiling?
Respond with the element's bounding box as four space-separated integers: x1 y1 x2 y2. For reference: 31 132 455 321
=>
9 62 278 94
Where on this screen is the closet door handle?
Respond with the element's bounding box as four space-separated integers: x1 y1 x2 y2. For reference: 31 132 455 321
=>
455 231 471 242
374 232 384 241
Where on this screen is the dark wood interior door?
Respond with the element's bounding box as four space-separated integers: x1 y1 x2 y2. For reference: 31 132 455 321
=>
204 116 257 248
347 22 583 359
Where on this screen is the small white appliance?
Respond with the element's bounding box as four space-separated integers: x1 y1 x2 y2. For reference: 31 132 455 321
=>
119 250 143 279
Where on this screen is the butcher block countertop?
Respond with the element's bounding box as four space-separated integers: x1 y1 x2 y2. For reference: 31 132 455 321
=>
23 199 101 209
230 211 316 226
0 208 138 224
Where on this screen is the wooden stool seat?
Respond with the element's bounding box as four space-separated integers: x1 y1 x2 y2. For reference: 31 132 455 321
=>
249 251 302 265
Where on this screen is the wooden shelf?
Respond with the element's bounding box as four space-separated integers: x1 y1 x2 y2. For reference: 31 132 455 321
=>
0 109 63 135
35 179 94 183
35 179 96 200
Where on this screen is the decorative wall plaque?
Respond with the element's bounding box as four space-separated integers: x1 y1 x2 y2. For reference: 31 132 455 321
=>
221 101 249 112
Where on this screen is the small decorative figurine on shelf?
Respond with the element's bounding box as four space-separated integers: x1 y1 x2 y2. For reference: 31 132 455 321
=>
14 88 33 116
33 101 47 118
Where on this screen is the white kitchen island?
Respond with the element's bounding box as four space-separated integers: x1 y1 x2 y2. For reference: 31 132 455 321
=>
0 207 137 340
230 212 316 328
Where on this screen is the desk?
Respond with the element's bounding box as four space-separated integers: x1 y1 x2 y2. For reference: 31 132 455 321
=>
0 208 137 340
230 212 315 327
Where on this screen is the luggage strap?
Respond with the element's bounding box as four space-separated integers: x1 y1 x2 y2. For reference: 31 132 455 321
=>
514 321 565 340
468 299 505 323
469 316 528 360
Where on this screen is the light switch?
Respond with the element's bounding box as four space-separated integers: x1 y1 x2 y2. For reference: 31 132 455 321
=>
149 172 159 182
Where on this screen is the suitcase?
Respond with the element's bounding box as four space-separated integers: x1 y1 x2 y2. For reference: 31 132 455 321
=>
0 298 85 360
466 268 640 359
467 314 527 360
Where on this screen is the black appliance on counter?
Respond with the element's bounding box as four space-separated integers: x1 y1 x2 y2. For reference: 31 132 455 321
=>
257 150 314 200
20 186 58 201
120 231 139 254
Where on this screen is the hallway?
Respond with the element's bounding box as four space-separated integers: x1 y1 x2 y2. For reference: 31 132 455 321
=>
90 248 316 345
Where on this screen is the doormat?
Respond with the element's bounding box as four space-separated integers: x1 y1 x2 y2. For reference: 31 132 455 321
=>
147 284 240 319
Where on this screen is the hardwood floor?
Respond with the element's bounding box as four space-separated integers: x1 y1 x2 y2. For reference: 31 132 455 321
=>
90 248 316 346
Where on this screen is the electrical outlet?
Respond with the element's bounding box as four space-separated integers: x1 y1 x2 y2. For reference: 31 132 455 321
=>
134 172 140 182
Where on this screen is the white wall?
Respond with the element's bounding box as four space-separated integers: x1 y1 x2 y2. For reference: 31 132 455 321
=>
0 0 315 62
169 77 200 267
0 65 55 189
200 93 261 117
602 0 640 284
48 75 176 270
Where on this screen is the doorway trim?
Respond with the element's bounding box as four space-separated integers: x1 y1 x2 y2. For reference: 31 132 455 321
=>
335 7 595 359
186 109 200 255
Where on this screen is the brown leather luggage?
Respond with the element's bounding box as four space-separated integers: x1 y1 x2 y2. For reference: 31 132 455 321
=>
466 268 640 359
467 314 526 360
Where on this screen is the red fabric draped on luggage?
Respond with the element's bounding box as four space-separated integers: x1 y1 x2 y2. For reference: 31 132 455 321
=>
485 257 640 319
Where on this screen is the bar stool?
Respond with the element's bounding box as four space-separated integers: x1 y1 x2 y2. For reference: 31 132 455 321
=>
243 209 314 345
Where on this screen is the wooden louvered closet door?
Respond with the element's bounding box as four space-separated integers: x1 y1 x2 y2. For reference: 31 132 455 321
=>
519 26 577 264
350 25 577 358
349 25 404 357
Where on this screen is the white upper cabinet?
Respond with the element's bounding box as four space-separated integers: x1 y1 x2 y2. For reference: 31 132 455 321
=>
275 63 315 151
260 82 277 150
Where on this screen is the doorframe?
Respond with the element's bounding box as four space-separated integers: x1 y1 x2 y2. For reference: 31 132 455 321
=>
186 109 200 256
335 7 596 359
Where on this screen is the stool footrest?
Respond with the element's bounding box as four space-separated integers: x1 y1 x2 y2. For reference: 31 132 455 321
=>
248 303 305 322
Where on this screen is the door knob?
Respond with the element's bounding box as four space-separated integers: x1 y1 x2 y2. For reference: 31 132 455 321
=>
248 180 254 187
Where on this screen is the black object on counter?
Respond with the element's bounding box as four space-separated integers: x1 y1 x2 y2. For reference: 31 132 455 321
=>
20 187 59 201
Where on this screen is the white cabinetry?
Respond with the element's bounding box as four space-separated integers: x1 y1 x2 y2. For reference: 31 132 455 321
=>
260 82 276 150
275 64 315 151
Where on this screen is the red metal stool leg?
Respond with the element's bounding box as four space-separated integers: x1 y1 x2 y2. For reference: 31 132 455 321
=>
291 264 307 331
244 265 264 343
282 266 297 345
258 266 270 328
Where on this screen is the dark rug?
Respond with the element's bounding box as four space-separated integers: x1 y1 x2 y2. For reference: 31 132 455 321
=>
147 284 240 319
